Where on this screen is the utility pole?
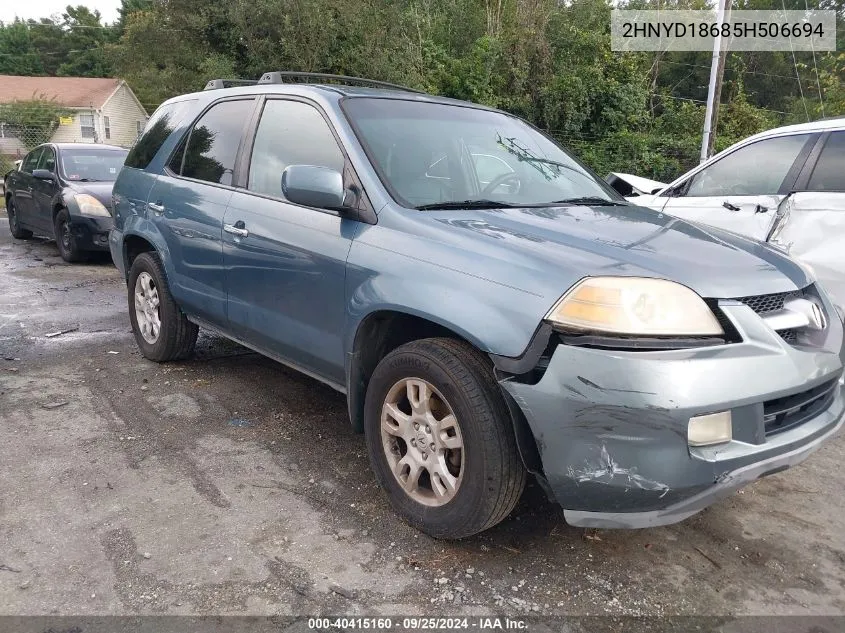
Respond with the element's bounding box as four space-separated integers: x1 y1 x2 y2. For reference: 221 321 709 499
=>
707 2 732 158
700 0 729 163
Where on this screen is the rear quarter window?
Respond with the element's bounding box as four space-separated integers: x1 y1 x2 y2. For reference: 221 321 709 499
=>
125 99 197 170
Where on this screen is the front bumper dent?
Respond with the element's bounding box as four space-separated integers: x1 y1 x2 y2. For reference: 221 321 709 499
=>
500 295 845 529
563 412 842 528
70 215 113 251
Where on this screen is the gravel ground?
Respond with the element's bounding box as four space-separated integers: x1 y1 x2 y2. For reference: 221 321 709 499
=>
1 213 844 621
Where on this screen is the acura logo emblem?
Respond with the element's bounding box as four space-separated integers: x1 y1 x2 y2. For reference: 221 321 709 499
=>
808 302 827 331
784 297 827 331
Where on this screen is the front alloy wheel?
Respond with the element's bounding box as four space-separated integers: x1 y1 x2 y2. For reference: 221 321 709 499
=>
364 338 526 539
134 271 161 344
381 377 464 506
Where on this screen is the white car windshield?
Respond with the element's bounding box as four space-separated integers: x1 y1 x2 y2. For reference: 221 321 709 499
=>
343 97 621 209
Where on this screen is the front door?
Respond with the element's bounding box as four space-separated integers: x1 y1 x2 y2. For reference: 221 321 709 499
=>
12 147 43 229
145 97 256 327
770 131 845 306
31 146 59 232
660 133 816 240
223 98 357 386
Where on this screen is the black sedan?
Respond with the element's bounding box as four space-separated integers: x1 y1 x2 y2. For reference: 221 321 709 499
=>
4 143 128 262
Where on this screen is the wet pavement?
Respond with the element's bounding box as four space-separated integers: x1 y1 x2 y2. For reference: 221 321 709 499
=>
1 212 844 618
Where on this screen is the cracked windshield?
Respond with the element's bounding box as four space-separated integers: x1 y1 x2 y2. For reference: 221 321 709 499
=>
343 98 620 209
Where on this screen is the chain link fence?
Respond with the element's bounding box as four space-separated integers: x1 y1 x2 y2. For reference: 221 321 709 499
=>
1 114 143 180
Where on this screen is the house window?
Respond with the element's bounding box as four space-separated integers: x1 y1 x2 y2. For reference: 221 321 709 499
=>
80 114 95 139
104 116 111 140
136 120 144 137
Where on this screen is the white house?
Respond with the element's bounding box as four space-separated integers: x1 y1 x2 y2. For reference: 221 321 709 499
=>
0 75 148 154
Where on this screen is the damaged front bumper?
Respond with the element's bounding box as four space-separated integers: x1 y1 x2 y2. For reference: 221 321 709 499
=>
500 294 845 529
70 215 113 251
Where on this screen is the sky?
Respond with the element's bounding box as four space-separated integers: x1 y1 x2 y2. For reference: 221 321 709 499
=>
1 0 121 25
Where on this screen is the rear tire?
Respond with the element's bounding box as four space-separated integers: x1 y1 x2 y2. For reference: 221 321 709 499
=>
7 197 32 239
128 252 198 361
364 337 526 539
54 208 85 263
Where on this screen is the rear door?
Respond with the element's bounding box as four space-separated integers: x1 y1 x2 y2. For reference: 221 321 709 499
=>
144 97 257 328
659 133 816 239
770 131 845 306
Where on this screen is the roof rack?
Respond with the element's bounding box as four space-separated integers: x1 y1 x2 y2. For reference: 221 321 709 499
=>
256 71 425 94
204 79 259 90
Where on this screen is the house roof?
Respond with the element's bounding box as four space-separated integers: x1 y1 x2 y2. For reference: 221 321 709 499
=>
0 76 122 108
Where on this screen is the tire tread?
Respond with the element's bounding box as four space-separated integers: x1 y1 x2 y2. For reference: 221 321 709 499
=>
367 337 526 538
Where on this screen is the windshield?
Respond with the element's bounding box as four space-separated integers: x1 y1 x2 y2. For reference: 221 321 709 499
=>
343 98 620 209
60 148 128 182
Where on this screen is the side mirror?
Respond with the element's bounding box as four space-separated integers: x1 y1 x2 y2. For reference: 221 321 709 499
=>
281 165 345 210
32 169 54 181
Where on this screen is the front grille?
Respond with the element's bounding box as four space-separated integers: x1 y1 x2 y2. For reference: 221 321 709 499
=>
763 377 839 436
732 289 808 345
778 328 798 344
735 289 803 315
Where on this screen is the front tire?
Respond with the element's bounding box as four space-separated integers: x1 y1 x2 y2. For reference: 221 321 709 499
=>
128 252 198 362
7 197 33 239
54 208 85 262
364 338 526 539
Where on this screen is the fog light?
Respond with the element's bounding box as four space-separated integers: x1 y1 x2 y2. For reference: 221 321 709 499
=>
688 411 732 446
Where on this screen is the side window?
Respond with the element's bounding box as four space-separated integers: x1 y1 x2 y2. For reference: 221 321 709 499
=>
473 153 513 184
38 147 56 172
21 148 43 174
685 134 811 197
247 100 345 198
167 139 186 174
125 99 197 170
426 154 449 179
807 132 845 192
181 99 254 186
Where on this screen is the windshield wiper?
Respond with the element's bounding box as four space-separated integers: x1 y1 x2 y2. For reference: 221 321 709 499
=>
75 178 101 182
543 196 630 207
415 199 517 210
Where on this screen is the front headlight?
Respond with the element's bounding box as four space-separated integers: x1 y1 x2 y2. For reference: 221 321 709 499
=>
546 276 724 337
74 194 111 217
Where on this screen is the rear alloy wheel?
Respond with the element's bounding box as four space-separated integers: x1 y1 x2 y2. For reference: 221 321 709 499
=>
7 198 33 239
134 272 162 345
364 338 526 539
127 252 198 361
54 208 85 262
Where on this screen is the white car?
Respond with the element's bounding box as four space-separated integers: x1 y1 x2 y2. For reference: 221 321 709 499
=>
630 117 845 306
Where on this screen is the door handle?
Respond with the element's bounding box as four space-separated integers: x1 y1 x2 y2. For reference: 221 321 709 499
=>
722 201 740 211
147 201 165 215
223 223 249 238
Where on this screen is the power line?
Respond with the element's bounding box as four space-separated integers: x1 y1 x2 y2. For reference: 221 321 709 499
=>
659 59 803 83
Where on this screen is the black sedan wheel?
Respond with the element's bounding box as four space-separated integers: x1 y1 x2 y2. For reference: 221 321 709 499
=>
54 208 85 263
7 197 33 239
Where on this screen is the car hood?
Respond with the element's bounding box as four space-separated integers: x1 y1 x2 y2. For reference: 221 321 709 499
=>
396 204 811 300
66 181 115 208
